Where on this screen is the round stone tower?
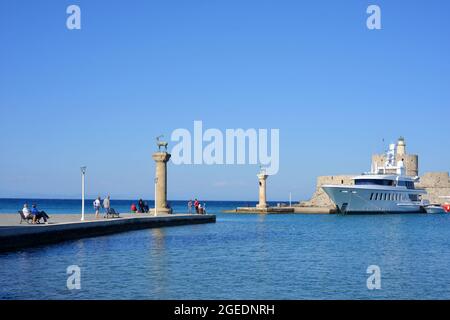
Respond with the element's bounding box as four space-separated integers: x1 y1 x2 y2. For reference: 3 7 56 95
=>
397 136 406 156
394 137 419 177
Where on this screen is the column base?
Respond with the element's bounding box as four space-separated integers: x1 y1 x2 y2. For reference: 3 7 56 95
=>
256 203 269 208
149 208 173 215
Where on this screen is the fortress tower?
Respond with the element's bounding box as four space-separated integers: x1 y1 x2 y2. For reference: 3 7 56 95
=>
371 137 419 177
396 136 406 156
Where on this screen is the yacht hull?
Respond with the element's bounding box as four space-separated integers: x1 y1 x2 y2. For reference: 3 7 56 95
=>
322 185 424 214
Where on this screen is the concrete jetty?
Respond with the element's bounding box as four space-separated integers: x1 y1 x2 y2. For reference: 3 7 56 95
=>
223 207 335 214
230 169 299 214
228 168 336 214
0 213 216 252
228 207 295 214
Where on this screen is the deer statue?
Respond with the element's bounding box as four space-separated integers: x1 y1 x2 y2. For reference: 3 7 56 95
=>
156 135 168 152
259 165 266 175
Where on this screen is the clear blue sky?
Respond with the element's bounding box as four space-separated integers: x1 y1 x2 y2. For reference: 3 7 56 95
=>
1 0 449 201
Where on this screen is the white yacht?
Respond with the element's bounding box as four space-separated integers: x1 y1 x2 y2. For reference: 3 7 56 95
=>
322 144 426 214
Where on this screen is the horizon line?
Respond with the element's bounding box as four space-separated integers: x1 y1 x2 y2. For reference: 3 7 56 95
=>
0 197 293 203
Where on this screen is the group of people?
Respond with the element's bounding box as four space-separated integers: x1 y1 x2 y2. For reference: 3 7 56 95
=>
20 198 206 223
188 199 206 214
93 195 116 218
130 199 150 213
21 203 50 224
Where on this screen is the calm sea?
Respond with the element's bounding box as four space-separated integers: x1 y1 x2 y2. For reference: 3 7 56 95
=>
1 199 449 299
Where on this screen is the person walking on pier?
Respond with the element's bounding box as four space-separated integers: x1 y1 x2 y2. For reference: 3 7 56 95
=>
103 196 111 217
93 197 101 218
188 200 193 214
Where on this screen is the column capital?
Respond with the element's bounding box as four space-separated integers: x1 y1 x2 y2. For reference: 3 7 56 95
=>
152 152 171 162
257 173 268 180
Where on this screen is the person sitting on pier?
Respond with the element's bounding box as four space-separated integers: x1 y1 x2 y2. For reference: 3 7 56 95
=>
31 204 50 224
19 203 34 223
22 203 31 218
138 199 145 213
131 203 137 213
194 199 199 214
143 202 149 213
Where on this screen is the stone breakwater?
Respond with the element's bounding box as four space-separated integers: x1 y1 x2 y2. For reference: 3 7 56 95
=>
0 213 216 252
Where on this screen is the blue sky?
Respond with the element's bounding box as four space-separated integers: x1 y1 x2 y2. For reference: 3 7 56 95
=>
1 0 449 201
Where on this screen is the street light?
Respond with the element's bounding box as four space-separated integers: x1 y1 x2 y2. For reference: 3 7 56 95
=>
80 166 87 221
154 177 158 216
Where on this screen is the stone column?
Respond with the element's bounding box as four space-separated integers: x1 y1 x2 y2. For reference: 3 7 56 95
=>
151 152 172 214
256 173 269 208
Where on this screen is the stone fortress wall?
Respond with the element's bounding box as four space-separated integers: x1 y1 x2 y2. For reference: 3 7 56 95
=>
416 172 450 204
300 175 353 208
299 137 450 208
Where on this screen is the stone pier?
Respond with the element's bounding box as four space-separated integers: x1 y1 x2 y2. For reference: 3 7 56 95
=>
231 171 295 214
0 213 216 252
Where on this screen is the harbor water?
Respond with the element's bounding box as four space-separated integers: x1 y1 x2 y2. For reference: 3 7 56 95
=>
0 199 449 299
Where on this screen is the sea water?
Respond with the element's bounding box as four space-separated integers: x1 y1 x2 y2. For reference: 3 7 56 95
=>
0 199 449 299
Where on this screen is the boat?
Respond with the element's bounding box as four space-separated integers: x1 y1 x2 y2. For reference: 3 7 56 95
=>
424 205 446 214
322 143 426 214
442 203 450 213
439 197 450 213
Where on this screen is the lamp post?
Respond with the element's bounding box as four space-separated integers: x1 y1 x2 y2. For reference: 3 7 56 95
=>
289 192 292 207
154 177 158 216
80 166 87 221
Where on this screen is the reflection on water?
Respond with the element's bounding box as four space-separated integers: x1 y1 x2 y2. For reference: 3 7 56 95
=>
1 213 450 299
152 228 166 252
150 228 167 296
